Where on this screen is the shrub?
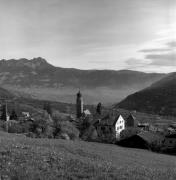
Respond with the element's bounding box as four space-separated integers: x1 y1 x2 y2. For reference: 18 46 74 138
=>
26 132 37 138
54 120 79 140
148 142 162 152
31 117 54 138
52 111 71 122
0 121 6 131
78 116 93 135
8 121 24 133
30 111 54 138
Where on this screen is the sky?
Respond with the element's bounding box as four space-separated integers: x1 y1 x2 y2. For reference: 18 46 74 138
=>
0 0 176 73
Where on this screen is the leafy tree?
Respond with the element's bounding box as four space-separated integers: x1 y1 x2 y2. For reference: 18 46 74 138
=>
53 120 79 140
1 105 7 121
31 112 54 138
10 109 18 120
43 103 52 115
96 102 102 115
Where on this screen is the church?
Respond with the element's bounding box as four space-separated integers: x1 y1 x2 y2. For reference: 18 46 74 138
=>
76 90 92 118
76 90 84 118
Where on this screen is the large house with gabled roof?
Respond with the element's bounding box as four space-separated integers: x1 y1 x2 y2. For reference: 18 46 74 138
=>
95 109 138 142
95 112 125 142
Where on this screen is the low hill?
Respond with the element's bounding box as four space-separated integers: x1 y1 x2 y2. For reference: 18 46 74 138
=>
116 72 176 117
16 97 95 115
0 58 165 104
0 86 79 116
0 131 175 180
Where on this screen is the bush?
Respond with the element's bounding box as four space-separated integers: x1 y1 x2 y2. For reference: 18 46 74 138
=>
26 132 37 138
77 116 93 136
0 121 6 131
54 120 79 140
31 116 54 138
8 121 24 133
148 142 162 152
52 111 71 122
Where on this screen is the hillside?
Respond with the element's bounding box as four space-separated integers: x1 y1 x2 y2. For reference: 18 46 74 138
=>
0 87 14 99
0 131 176 180
0 58 165 104
0 85 79 116
116 72 176 116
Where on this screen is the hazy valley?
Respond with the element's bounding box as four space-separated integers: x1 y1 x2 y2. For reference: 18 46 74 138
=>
0 58 165 105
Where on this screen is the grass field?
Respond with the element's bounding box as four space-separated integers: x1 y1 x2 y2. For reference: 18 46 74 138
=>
0 131 176 180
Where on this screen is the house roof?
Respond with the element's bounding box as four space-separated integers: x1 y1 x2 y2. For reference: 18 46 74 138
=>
83 109 91 115
93 108 171 128
98 111 122 126
169 124 176 129
127 114 136 121
92 108 136 126
137 131 164 143
96 108 139 126
165 133 176 138
115 108 172 125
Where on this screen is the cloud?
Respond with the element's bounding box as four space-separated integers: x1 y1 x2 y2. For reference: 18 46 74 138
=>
167 41 176 48
0 0 175 72
137 39 176 68
139 40 176 54
125 58 150 68
139 48 170 53
125 56 176 73
145 52 176 66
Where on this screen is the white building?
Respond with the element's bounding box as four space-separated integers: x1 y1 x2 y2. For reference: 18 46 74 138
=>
115 115 125 137
83 109 91 117
96 112 125 142
22 112 30 118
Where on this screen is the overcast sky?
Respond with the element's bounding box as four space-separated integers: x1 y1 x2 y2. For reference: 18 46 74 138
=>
0 0 176 73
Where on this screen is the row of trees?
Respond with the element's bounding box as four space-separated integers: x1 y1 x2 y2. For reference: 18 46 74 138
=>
0 100 103 141
5 110 80 140
0 102 80 140
0 105 18 121
0 102 52 121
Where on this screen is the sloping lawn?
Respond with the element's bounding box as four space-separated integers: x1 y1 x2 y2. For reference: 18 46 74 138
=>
0 131 176 180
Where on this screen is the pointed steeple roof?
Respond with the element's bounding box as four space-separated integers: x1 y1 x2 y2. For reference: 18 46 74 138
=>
77 89 82 97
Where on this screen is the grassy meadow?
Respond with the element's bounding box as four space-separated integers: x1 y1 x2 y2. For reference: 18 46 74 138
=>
0 131 176 180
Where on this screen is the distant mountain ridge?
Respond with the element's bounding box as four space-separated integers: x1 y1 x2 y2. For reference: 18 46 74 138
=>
116 72 176 116
0 57 166 104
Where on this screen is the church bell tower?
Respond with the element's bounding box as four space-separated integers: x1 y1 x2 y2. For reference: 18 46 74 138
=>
76 90 83 118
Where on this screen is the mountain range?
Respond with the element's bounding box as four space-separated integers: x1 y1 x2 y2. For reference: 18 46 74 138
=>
116 72 176 116
0 57 165 104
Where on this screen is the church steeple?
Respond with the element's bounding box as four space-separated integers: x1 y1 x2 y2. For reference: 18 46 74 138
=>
76 90 83 118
